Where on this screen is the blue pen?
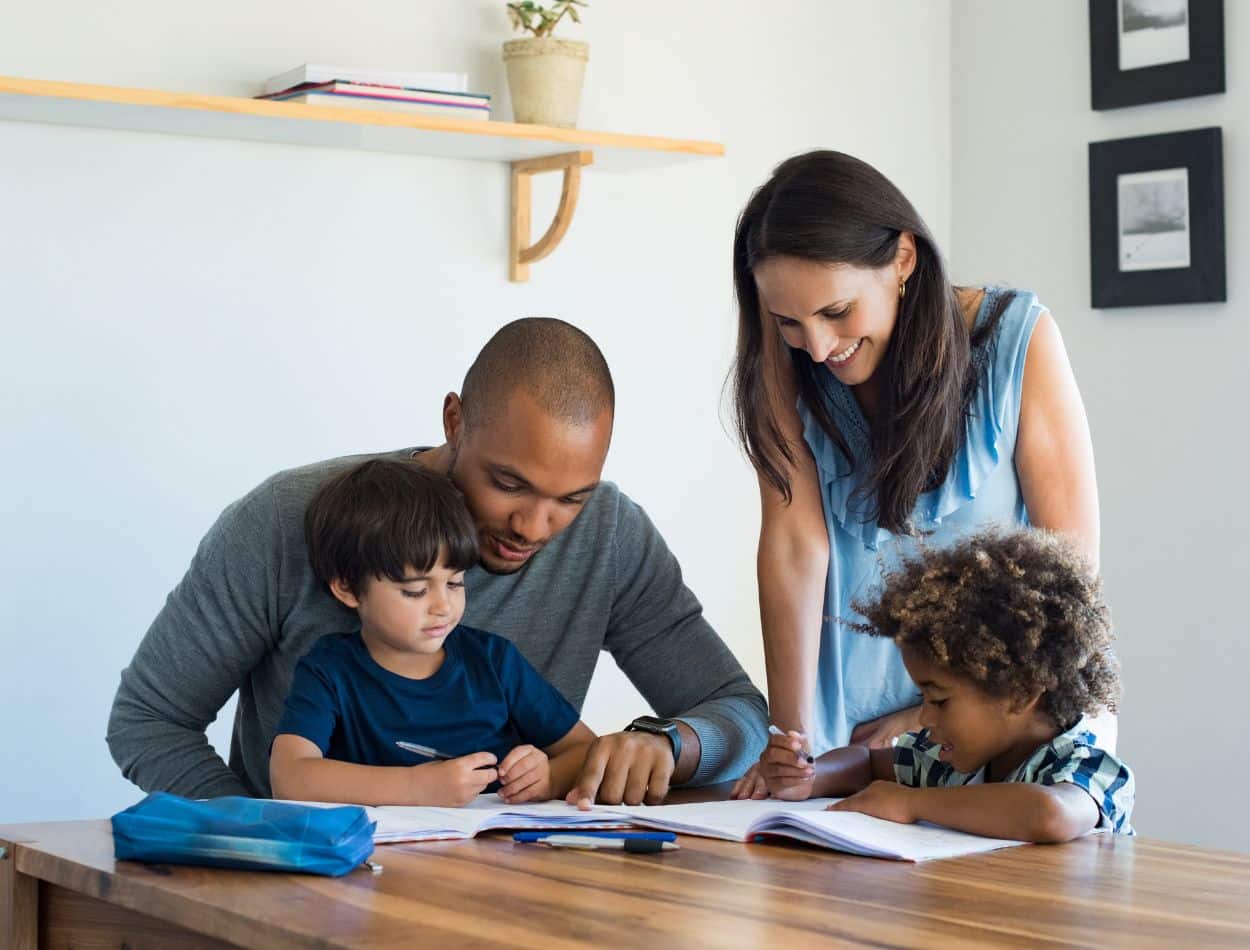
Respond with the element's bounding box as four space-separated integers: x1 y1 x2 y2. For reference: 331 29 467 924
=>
512 831 677 844
514 831 679 853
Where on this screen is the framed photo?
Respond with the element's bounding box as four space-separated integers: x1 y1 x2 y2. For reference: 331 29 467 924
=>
1089 127 1224 308
1089 0 1225 110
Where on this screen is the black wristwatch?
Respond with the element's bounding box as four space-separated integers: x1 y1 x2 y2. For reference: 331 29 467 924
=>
624 715 683 764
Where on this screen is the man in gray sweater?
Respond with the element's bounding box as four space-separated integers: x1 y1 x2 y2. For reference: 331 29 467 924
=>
107 318 766 805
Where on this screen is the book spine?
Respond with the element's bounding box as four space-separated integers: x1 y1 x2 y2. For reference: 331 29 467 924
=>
287 91 490 112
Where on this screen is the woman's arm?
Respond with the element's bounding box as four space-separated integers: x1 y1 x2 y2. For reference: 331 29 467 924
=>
269 734 498 807
729 355 829 801
831 779 1100 843
1016 311 1101 567
756 390 830 736
1015 312 1117 747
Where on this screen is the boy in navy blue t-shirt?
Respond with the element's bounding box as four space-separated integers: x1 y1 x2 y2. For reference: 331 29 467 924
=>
270 459 596 807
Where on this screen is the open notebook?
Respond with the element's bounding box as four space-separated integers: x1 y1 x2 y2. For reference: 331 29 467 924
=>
294 798 631 843
604 798 1027 862
298 797 1026 861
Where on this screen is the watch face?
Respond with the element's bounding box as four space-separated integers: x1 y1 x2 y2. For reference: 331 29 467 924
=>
630 716 668 732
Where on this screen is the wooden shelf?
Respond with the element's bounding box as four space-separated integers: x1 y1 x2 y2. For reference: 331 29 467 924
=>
0 76 724 279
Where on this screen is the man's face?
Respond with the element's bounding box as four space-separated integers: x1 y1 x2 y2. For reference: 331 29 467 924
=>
448 390 612 574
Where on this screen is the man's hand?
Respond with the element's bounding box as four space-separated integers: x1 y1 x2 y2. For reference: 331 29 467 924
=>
412 752 498 807
849 705 921 749
497 745 551 804
828 780 917 824
759 729 815 801
565 731 674 809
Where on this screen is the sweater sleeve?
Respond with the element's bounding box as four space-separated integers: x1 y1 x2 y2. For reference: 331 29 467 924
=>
604 494 767 785
106 485 285 798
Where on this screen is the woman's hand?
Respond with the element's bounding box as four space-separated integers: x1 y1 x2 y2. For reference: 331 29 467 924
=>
828 780 917 824
759 729 815 801
849 705 921 749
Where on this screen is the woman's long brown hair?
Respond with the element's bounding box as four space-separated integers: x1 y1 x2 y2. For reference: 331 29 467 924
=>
731 150 1009 535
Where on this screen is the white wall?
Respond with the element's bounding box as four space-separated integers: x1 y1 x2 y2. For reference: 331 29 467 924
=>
950 2 1247 852
0 1 951 823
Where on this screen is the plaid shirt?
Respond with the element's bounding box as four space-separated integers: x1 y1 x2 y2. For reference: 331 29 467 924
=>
893 718 1135 834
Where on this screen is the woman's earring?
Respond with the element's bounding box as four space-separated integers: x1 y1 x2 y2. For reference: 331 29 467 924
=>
899 280 907 299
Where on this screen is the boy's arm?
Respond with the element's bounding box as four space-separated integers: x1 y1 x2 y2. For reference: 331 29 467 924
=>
545 722 596 798
497 722 596 804
761 732 893 800
811 745 895 796
269 734 499 807
832 780 1100 843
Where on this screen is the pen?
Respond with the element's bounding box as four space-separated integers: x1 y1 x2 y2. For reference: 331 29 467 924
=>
513 831 677 844
534 835 679 853
768 724 814 764
395 741 454 760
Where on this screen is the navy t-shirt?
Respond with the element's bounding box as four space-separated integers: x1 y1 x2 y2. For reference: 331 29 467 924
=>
275 626 580 770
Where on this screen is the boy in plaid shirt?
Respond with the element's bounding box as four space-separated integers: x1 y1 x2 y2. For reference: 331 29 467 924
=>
760 527 1134 841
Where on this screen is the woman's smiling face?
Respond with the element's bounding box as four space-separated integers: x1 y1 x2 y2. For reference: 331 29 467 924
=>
752 241 914 389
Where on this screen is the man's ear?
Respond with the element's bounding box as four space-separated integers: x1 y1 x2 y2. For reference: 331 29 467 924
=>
328 577 361 610
443 392 464 447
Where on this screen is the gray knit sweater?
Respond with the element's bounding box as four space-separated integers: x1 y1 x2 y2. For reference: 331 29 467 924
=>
107 448 767 797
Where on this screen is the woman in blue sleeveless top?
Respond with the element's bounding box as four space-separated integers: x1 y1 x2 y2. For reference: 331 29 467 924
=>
727 151 1103 797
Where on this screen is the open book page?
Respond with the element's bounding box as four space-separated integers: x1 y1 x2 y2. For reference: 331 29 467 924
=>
598 799 1026 861
288 796 1027 859
603 798 836 841
275 797 627 843
366 799 629 843
751 809 1027 861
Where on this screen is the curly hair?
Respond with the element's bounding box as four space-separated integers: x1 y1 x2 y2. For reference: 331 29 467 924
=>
854 527 1121 727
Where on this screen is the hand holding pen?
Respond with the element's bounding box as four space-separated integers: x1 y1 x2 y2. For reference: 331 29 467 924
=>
396 741 497 807
760 725 817 802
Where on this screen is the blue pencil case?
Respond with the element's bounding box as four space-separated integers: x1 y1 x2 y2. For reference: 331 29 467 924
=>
111 792 376 877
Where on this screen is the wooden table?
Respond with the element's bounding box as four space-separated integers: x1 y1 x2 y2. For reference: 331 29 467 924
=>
3 806 1249 948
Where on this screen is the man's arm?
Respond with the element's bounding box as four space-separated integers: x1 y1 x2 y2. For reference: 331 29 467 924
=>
604 494 768 786
106 489 283 798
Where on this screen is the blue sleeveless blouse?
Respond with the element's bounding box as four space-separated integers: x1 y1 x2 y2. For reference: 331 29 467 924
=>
798 288 1045 752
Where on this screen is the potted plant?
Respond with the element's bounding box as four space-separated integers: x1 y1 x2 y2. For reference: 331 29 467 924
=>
503 0 588 128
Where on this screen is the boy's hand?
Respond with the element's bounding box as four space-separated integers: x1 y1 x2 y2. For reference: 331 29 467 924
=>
729 762 769 800
760 729 815 801
497 745 551 804
828 780 916 824
412 752 498 807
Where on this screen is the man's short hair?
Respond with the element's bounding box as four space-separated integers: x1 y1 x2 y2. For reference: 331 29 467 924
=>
305 459 478 598
460 318 615 431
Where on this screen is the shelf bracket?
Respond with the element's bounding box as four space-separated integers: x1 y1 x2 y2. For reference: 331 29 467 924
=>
509 150 593 282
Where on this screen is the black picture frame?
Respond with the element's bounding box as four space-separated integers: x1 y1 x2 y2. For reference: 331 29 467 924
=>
1089 127 1224 309
1089 0 1224 110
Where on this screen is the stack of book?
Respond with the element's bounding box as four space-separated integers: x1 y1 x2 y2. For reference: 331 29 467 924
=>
258 64 490 121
